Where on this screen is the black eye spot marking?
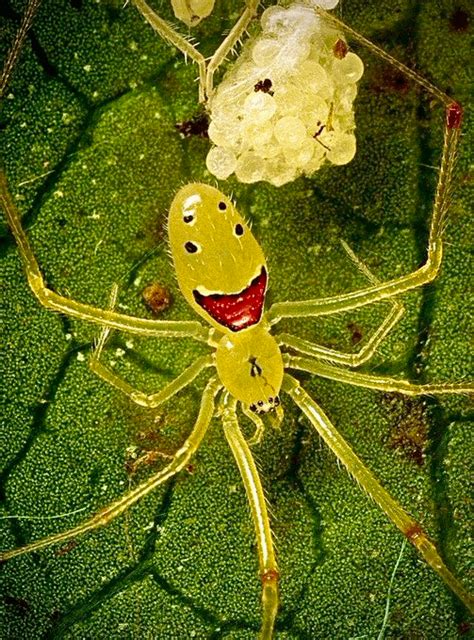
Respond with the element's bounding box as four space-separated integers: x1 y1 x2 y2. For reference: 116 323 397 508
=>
183 214 194 223
235 223 244 236
218 201 227 211
185 241 199 253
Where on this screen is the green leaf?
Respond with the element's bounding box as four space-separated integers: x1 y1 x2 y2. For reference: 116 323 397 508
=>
1 1 472 638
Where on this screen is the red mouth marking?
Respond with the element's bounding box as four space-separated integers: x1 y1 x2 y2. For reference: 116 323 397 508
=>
193 267 267 332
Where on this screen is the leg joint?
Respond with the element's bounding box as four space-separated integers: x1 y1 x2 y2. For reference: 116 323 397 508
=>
130 390 150 407
404 522 424 543
447 102 463 129
261 568 280 586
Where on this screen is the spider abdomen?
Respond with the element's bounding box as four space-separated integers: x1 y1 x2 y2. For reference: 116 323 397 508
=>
215 325 283 412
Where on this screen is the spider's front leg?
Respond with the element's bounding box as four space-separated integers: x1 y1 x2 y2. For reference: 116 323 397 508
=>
132 0 207 102
0 377 221 562
0 171 209 342
132 0 259 104
205 0 259 101
266 9 463 325
282 374 474 613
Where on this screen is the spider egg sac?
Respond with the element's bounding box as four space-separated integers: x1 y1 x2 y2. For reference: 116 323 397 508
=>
205 0 363 186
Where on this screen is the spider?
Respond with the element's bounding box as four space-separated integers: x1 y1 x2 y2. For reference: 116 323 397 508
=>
1 2 472 638
1 98 473 637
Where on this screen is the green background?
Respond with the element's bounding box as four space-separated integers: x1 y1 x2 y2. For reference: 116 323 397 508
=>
0 0 472 638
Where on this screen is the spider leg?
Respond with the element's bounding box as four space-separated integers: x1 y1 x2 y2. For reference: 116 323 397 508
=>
265 22 463 325
0 377 221 561
282 374 474 613
0 171 209 342
284 355 473 396
314 7 454 106
0 0 41 99
277 241 405 367
241 403 265 446
278 305 402 367
89 284 215 407
91 352 214 408
221 393 279 639
132 0 207 103
205 0 259 101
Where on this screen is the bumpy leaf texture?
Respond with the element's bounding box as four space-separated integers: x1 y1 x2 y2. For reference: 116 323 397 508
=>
0 0 472 638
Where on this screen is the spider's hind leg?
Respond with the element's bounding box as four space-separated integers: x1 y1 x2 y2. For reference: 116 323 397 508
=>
0 377 221 562
221 393 279 638
282 373 474 613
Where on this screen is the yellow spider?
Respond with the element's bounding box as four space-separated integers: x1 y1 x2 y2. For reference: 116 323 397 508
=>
0 1 472 638
1 98 472 637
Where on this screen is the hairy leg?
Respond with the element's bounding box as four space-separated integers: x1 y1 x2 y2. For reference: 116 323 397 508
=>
132 0 259 103
132 0 207 102
0 171 209 341
282 374 473 612
0 0 41 98
205 0 259 100
284 355 473 396
265 10 463 325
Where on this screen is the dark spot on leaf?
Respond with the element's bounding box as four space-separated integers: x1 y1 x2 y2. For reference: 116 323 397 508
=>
372 67 411 94
175 113 209 138
55 540 78 556
49 610 61 624
142 282 172 315
3 595 31 617
383 394 428 466
458 621 472 635
347 321 363 345
449 8 470 32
